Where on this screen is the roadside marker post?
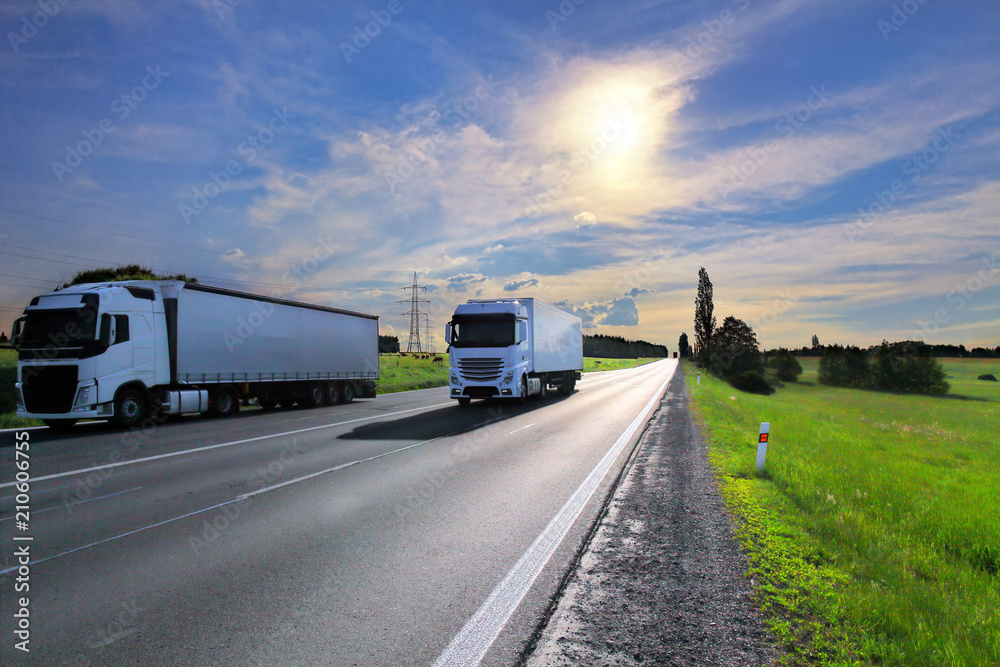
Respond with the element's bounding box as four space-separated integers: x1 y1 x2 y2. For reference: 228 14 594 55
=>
755 422 770 473
697 372 701 386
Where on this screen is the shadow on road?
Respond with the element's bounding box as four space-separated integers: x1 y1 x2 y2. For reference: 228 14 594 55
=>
338 394 572 442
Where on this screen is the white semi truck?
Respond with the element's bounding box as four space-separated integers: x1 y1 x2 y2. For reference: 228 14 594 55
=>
445 298 582 405
11 280 379 429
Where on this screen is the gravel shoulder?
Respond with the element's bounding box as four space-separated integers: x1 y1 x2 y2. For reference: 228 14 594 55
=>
523 367 775 667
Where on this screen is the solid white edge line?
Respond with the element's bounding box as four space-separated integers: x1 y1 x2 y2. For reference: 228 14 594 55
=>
431 359 678 667
0 402 453 490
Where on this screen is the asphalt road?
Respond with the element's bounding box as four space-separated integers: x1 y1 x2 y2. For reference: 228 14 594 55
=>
0 359 677 667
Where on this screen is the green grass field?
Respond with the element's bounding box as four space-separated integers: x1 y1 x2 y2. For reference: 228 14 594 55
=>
686 358 1000 666
0 349 659 426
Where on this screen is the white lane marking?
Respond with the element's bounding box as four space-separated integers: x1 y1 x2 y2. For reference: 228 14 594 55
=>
0 416 506 575
0 496 244 576
431 360 677 667
0 456 202 500
0 402 453 490
509 423 534 434
0 486 143 522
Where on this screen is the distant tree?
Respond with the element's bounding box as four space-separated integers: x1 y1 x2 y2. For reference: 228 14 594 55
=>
584 334 668 358
819 340 948 394
709 316 771 393
678 332 690 358
378 335 400 354
811 334 820 348
694 267 715 365
59 264 196 289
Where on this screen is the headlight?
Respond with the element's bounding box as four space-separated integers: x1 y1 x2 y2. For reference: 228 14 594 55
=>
451 374 459 384
502 371 514 384
73 384 95 410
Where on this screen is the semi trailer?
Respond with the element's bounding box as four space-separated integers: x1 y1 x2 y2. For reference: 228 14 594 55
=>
445 298 582 405
11 280 378 429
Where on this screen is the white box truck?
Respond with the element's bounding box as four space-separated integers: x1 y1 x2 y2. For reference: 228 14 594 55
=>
11 280 378 429
445 298 582 405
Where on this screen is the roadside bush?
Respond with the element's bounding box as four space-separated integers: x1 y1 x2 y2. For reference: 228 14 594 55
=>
766 348 802 382
730 370 775 395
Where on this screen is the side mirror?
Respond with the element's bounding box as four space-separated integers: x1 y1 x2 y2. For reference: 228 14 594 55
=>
11 317 24 348
444 323 453 345
99 313 116 347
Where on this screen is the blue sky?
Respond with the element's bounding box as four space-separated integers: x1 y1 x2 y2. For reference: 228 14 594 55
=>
1 0 998 351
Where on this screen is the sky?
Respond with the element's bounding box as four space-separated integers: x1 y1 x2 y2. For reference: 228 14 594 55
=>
1 0 998 352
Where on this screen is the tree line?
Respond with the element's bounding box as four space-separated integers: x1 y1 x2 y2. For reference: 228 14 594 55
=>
583 334 669 359
689 268 952 396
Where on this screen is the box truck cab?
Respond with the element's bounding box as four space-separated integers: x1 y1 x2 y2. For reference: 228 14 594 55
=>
445 298 582 406
12 280 378 429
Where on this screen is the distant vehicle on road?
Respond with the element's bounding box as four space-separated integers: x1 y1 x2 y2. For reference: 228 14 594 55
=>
445 298 582 405
11 281 378 428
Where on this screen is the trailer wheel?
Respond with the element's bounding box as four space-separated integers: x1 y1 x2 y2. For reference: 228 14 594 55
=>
211 386 239 416
538 378 548 399
457 397 471 406
341 382 355 403
113 387 147 428
324 382 341 405
303 382 324 408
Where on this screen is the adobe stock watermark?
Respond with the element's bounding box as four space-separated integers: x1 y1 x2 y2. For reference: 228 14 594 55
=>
843 126 959 242
179 106 295 224
7 0 70 53
545 0 588 30
671 0 752 71
211 0 244 21
383 75 499 193
915 253 999 341
512 116 629 235
340 0 414 63
716 84 832 200
51 66 170 183
878 0 932 41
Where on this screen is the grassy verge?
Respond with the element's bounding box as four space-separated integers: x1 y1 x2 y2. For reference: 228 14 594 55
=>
686 358 1000 666
583 357 661 372
0 352 656 424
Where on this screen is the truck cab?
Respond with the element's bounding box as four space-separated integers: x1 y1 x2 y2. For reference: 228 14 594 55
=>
13 282 170 428
445 298 582 405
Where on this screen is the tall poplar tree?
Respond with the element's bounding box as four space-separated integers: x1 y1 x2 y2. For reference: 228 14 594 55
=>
694 267 715 365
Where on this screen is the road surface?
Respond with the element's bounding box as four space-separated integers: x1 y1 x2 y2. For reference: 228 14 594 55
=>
1 359 677 666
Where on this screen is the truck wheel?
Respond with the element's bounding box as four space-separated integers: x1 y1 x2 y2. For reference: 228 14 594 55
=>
113 387 147 428
324 382 341 405
44 419 78 430
211 386 239 416
518 377 527 404
303 382 324 408
457 397 471 406
539 379 548 399
341 382 355 403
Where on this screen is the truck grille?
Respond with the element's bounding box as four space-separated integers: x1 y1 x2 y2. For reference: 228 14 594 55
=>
457 358 504 382
22 365 78 414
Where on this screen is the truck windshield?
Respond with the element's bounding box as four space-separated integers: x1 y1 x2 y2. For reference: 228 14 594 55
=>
19 307 99 351
450 315 515 348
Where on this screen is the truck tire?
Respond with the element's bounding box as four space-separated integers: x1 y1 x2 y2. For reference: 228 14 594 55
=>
303 382 324 408
44 419 78 430
341 382 355 403
538 377 548 399
457 397 471 406
324 382 341 405
211 386 239 416
113 387 147 428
